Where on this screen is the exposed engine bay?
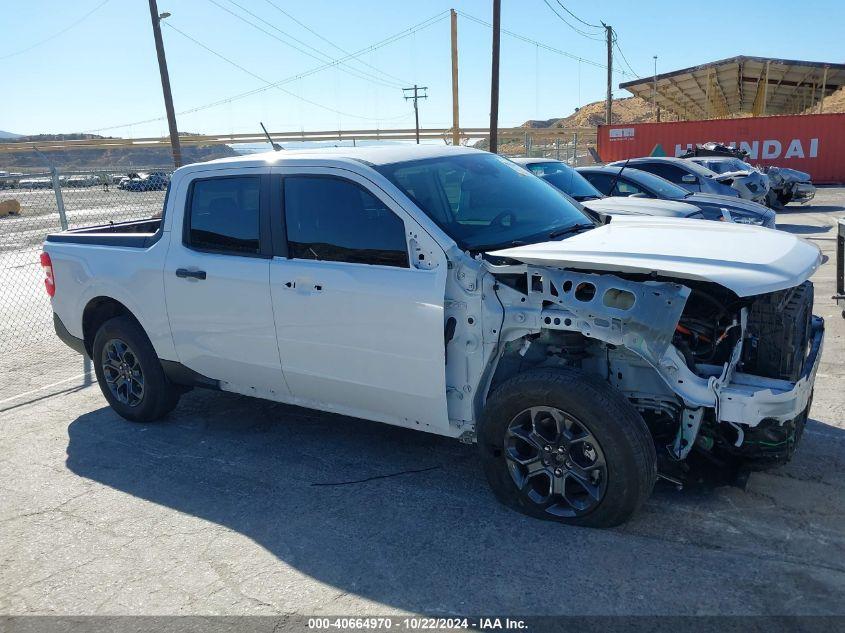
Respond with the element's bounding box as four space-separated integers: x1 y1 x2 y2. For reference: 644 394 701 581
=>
443 248 823 487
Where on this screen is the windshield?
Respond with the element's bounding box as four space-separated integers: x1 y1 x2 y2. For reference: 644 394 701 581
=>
622 168 691 199
376 153 593 250
528 163 603 201
694 158 750 174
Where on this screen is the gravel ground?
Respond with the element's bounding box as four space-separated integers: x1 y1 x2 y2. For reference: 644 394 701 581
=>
1 188 844 616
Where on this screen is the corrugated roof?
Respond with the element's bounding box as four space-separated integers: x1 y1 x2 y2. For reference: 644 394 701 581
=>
619 56 845 120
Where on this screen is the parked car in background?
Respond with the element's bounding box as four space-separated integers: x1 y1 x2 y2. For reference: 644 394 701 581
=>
682 156 770 204
64 174 99 188
118 172 168 192
511 158 704 222
43 146 823 528
764 166 816 209
679 142 815 209
579 165 776 228
18 177 53 190
607 156 767 203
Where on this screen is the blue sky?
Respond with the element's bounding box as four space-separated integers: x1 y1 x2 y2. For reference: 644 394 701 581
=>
3 0 844 137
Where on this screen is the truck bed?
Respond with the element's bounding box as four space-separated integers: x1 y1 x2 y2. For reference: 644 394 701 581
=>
45 218 163 248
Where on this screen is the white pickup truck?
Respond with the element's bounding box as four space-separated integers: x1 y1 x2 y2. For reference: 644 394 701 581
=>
43 146 824 527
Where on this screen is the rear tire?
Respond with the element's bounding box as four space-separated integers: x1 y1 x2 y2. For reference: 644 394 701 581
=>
478 368 656 528
92 316 180 422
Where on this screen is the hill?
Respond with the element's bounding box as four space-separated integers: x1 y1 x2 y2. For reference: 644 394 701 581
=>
521 96 663 129
0 130 22 139
0 140 238 171
476 96 673 153
806 86 845 114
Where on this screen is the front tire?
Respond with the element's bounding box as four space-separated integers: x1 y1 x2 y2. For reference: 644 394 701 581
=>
478 368 656 528
92 316 180 422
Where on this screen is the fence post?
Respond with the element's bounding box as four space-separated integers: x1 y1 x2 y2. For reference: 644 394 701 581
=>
49 165 90 383
51 167 68 231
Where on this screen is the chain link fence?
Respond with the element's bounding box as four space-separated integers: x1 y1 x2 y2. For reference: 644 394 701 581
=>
0 161 170 405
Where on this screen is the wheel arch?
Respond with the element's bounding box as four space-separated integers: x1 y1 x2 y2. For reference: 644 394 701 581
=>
81 296 145 357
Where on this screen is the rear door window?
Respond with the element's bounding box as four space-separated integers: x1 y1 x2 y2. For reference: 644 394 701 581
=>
635 162 690 184
613 179 649 196
580 172 615 195
284 176 409 268
187 177 261 254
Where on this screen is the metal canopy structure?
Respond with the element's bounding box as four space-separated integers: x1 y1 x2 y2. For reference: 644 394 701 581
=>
620 55 845 121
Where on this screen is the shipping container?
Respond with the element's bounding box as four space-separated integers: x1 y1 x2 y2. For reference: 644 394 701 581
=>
597 113 845 184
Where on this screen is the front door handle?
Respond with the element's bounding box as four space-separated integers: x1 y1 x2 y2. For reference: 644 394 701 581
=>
175 268 207 280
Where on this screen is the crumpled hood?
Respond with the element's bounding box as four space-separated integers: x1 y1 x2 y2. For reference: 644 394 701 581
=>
490 215 821 297
713 169 753 181
769 167 812 184
582 196 701 218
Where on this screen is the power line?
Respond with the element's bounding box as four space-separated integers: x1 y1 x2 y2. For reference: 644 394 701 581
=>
541 0 604 41
553 1 602 29
208 0 404 90
613 34 641 78
83 11 448 133
0 0 111 60
458 10 631 76
163 22 409 122
261 0 409 86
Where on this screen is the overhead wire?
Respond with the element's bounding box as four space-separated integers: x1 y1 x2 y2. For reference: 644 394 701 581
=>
83 10 448 133
613 33 641 78
261 0 410 86
162 22 409 122
208 0 406 90
0 0 111 60
553 1 603 29
541 0 604 41
457 10 632 76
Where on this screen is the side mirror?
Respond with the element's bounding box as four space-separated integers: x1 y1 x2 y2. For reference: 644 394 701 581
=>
681 174 698 184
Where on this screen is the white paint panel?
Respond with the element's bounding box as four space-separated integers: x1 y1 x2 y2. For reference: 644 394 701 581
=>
492 215 821 297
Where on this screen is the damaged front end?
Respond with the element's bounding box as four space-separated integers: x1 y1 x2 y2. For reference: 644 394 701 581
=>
765 166 817 208
474 262 824 480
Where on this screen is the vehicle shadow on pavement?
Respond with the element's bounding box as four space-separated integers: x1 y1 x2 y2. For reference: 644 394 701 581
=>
65 389 845 614
776 224 832 235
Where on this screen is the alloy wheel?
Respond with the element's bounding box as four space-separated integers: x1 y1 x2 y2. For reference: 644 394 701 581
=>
504 406 607 517
101 338 145 407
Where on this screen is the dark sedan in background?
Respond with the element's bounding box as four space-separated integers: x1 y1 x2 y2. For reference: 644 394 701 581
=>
577 165 776 228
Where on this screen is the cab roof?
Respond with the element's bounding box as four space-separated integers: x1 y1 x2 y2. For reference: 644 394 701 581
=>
182 144 482 173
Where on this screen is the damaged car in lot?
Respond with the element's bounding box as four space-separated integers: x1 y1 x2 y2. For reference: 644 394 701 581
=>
683 156 771 205
609 156 769 204
679 141 816 209
577 165 776 227
764 166 816 209
43 146 823 528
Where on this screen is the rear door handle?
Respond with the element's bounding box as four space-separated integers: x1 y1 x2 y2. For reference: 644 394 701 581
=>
175 268 207 280
284 280 323 293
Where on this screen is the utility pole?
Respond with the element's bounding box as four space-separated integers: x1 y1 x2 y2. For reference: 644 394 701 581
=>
403 85 428 144
489 0 501 153
148 0 182 168
450 9 460 146
653 55 658 122
603 23 613 125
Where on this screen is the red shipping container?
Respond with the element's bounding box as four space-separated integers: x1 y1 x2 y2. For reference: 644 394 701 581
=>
597 113 845 184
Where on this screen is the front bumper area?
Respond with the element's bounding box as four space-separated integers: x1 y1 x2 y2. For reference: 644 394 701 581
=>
716 316 823 426
792 182 816 203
